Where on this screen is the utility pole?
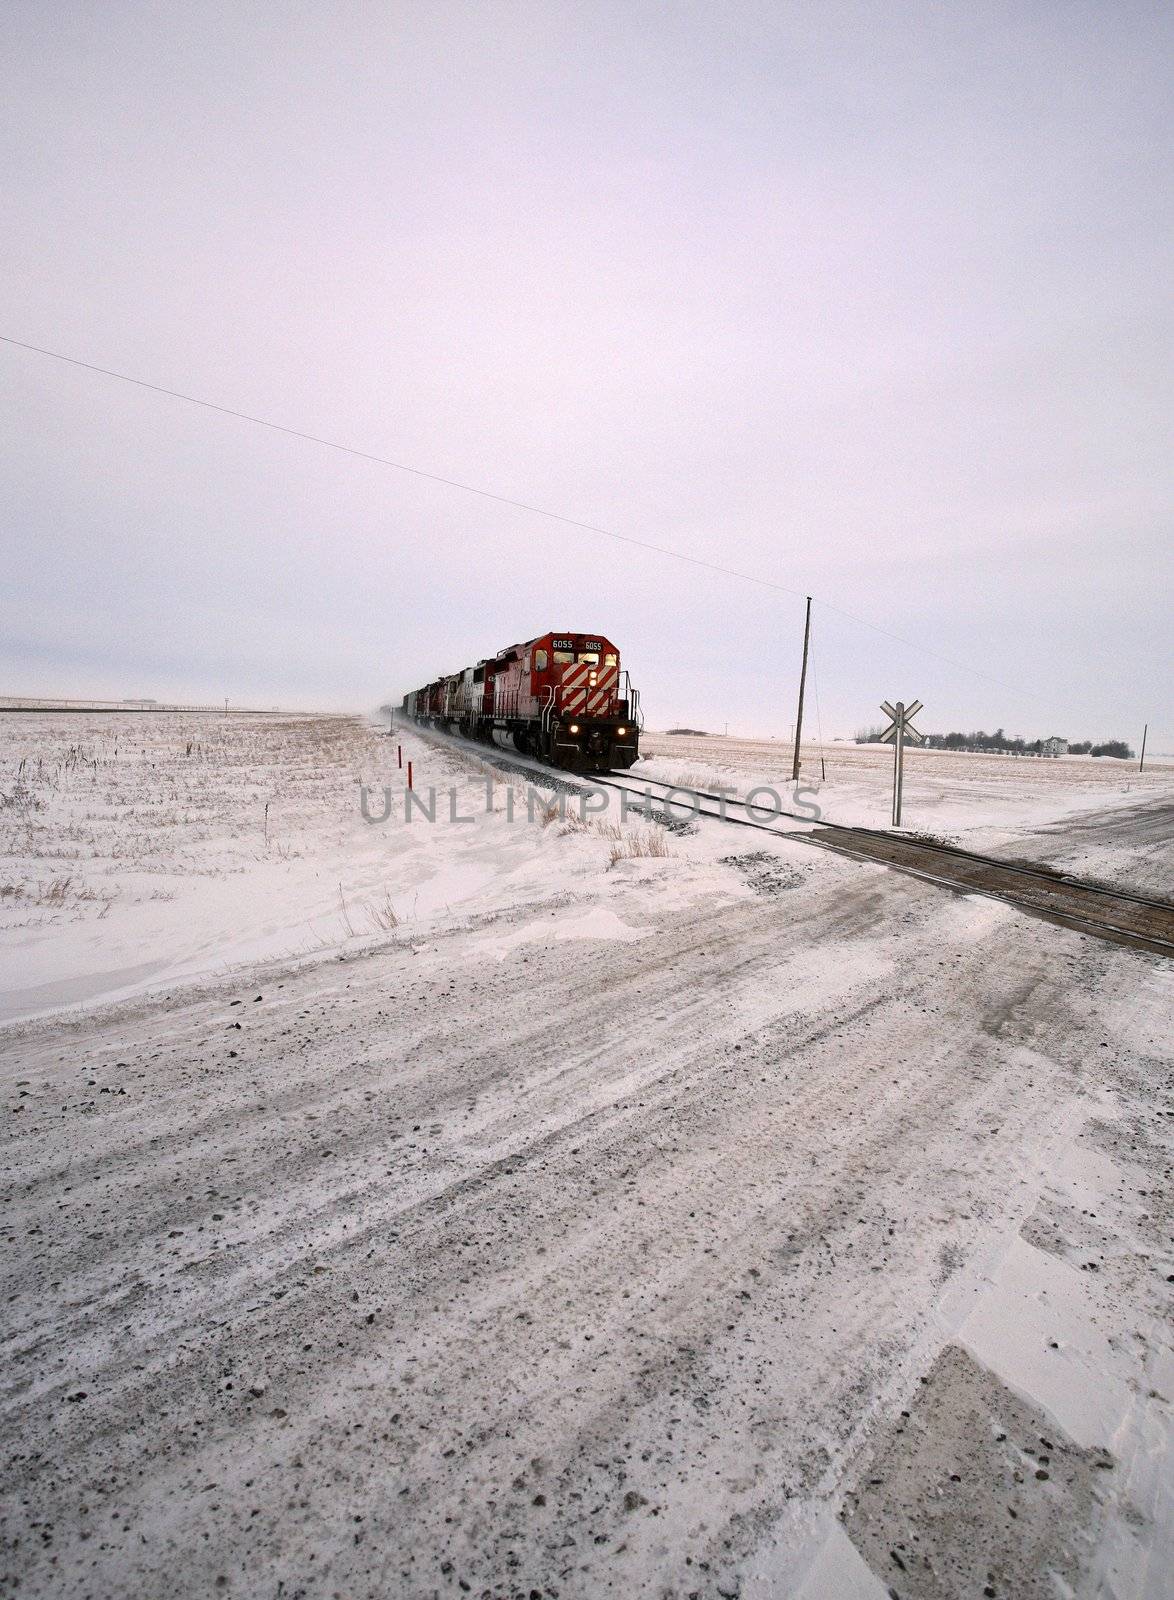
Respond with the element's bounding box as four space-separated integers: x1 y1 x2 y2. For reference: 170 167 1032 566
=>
792 596 811 783
1139 723 1148 773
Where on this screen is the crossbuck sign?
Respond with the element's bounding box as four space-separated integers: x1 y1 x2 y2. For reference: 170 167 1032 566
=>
879 699 923 827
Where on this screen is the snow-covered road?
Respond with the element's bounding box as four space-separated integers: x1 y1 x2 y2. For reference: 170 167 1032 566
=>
3 822 1170 1598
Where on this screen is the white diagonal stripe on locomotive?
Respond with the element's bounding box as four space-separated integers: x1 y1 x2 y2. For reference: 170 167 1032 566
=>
561 662 590 690
586 688 614 716
587 665 618 707
561 688 587 714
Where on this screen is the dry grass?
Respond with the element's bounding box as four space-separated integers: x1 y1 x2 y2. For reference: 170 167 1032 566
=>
607 829 673 866
364 890 399 932
554 815 672 867
662 764 730 794
337 884 399 937
0 711 386 925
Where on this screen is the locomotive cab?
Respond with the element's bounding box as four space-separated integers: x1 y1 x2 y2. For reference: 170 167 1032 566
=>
528 633 640 772
404 629 641 773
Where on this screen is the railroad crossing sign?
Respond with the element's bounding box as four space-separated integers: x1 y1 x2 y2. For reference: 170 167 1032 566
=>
879 699 923 827
879 699 923 746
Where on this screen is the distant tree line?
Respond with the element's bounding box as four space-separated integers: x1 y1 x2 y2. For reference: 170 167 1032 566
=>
1059 740 1133 759
854 726 1133 759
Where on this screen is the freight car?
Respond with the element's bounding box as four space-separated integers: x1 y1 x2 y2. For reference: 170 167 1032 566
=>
402 632 641 773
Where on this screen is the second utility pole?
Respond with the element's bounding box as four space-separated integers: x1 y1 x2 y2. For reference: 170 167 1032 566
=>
792 596 812 782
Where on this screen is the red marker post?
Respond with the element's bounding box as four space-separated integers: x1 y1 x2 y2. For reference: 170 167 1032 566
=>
407 760 413 792
397 744 403 769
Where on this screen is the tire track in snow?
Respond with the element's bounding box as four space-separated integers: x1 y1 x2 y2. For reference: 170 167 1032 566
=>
0 866 1162 1598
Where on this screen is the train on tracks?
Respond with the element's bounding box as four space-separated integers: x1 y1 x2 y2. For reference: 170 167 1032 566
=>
401 631 642 773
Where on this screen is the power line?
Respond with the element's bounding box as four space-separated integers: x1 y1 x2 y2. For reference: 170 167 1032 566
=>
810 633 826 759
1 331 1020 693
1 334 811 593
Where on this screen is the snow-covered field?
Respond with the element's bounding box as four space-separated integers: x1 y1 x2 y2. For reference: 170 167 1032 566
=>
639 733 1172 885
2 714 1168 1025
0 712 770 1024
1 711 1171 1598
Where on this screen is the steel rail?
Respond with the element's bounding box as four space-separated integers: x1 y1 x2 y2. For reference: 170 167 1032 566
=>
589 769 1173 914
584 773 1174 958
404 725 1174 959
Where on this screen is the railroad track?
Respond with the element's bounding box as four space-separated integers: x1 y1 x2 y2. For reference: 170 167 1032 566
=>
591 771 1174 959
406 727 1174 960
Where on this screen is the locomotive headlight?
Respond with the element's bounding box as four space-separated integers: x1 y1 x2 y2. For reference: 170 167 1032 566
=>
569 723 580 734
616 727 627 736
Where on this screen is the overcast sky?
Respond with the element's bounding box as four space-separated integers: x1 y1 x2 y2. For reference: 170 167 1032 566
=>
2 1 1170 743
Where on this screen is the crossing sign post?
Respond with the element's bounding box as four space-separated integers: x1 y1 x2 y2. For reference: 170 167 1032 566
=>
879 699 923 827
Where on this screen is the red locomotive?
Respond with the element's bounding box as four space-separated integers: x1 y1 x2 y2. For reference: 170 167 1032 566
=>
402 631 642 772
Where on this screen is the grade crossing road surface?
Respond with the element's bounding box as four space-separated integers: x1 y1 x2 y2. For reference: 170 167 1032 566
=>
2 819 1170 1598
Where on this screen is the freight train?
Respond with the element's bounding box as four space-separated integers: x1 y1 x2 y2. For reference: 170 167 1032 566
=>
402 631 642 773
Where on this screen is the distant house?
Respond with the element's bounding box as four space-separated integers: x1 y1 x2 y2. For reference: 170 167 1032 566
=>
1042 735 1068 758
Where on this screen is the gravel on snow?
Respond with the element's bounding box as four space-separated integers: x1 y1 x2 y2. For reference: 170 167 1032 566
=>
2 823 1171 1599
